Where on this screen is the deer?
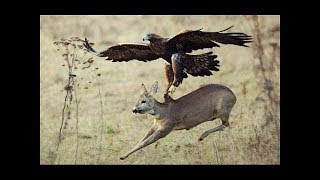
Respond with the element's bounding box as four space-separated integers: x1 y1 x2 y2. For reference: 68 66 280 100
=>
120 81 237 160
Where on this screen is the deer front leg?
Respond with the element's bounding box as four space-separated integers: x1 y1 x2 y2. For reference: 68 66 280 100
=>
137 124 157 144
120 128 171 160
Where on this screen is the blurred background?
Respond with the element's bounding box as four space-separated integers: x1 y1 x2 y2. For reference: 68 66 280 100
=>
40 15 280 164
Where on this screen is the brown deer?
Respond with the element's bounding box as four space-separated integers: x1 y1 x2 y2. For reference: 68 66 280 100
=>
120 81 237 160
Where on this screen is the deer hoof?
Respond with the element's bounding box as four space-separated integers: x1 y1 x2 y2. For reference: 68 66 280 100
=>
198 138 203 141
120 156 126 160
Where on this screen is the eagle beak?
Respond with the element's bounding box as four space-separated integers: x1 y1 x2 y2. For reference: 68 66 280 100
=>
143 35 149 41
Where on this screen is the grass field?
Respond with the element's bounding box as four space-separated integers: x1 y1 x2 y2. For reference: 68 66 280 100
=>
40 15 280 164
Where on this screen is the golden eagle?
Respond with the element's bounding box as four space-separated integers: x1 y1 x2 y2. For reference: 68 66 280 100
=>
83 26 252 96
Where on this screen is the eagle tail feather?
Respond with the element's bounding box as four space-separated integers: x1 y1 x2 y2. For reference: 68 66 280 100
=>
184 52 220 77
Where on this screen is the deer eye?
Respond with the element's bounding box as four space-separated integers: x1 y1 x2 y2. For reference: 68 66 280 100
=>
141 100 146 103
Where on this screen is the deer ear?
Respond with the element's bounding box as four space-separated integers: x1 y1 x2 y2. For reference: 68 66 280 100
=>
141 83 148 95
151 81 158 95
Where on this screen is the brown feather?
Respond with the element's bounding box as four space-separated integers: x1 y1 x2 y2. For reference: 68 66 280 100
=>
164 63 174 92
171 55 185 87
183 52 220 76
83 39 159 62
171 52 220 86
103 44 160 62
166 26 252 53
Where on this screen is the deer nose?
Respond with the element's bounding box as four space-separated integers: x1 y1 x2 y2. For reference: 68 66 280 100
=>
132 108 138 113
132 108 142 114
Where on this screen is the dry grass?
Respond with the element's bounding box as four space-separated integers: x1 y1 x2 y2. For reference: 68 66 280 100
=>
40 15 280 164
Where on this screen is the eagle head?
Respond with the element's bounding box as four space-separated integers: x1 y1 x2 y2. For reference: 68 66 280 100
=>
143 33 163 42
171 53 182 61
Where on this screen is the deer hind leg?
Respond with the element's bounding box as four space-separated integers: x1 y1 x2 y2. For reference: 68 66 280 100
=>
198 115 230 141
120 128 171 160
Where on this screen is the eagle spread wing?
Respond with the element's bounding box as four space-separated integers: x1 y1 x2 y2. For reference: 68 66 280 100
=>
171 52 220 87
166 26 253 53
83 38 159 62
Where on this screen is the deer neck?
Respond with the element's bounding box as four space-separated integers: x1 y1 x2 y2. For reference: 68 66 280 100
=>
147 99 168 119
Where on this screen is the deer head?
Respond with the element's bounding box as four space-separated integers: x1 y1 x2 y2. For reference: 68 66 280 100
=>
132 81 158 114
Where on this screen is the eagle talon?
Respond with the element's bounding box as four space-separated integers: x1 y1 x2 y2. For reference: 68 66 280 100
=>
168 85 176 94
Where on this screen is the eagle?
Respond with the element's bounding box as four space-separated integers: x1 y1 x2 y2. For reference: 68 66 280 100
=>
83 25 252 96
